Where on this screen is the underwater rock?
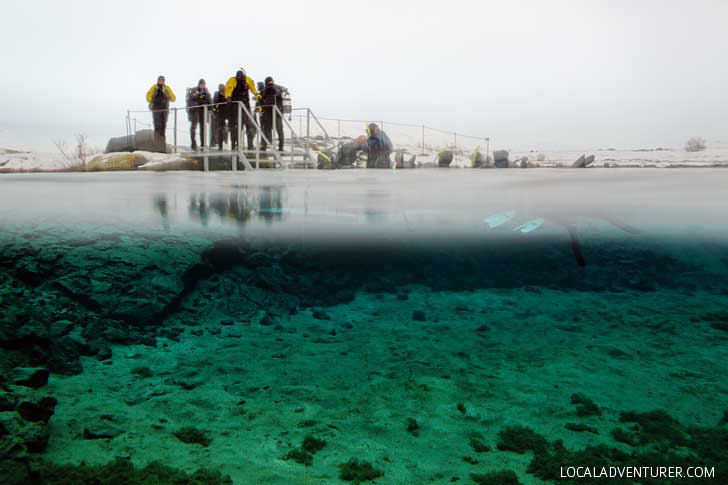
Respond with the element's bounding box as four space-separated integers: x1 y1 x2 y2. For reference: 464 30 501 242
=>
47 336 83 376
252 310 276 327
49 320 74 338
16 396 58 424
0 391 18 411
311 309 331 320
0 412 50 453
338 459 384 483
9 367 49 389
412 310 426 321
83 422 125 440
570 393 601 417
172 427 212 447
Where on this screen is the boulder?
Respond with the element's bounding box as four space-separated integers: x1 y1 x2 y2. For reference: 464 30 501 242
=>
16 397 57 424
493 150 509 168
571 154 595 168
104 129 170 154
86 153 148 171
9 368 49 389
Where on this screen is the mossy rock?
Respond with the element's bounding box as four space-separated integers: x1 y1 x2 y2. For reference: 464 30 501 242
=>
86 153 146 171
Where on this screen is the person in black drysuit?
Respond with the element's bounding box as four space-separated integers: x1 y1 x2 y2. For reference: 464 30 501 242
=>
366 123 393 168
187 79 211 150
225 70 260 151
145 75 176 149
260 76 285 152
212 84 229 150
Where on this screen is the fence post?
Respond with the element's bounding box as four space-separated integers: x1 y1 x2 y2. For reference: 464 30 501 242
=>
421 125 425 154
453 133 457 166
173 109 177 153
485 138 490 163
126 110 131 147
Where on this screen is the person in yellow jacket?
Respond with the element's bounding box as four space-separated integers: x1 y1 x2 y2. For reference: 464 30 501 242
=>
145 75 176 148
224 69 260 151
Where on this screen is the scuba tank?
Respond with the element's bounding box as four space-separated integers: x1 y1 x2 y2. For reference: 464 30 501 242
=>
281 88 292 117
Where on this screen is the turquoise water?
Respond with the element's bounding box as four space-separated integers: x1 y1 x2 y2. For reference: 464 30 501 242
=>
1 170 727 484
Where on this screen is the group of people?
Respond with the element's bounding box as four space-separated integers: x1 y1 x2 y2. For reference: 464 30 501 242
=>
145 71 396 168
145 70 287 152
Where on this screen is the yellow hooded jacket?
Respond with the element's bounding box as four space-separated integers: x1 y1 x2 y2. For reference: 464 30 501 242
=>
146 85 176 104
225 76 260 101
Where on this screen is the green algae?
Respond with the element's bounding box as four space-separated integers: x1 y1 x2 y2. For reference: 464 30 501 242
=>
338 459 384 483
172 427 212 447
35 458 232 484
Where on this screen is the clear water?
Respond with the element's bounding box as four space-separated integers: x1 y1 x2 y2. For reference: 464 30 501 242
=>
1 169 727 484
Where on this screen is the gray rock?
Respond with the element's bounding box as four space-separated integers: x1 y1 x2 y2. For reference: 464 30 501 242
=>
104 129 170 154
10 367 50 389
571 154 588 168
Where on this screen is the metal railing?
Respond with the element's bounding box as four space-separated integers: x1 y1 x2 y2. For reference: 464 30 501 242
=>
125 103 491 170
126 100 310 171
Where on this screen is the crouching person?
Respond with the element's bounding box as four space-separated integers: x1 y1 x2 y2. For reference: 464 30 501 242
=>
366 123 393 168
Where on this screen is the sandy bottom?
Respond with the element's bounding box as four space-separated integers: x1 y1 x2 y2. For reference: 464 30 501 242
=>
43 285 728 484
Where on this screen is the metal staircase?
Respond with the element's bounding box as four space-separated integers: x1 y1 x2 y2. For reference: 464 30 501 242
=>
126 102 330 171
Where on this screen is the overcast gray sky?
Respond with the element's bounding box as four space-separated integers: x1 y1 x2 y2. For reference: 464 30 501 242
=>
1 0 726 151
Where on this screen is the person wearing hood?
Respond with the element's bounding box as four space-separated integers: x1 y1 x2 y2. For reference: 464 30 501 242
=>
187 78 211 150
145 75 176 148
366 123 393 168
259 76 286 152
225 69 260 151
212 83 229 150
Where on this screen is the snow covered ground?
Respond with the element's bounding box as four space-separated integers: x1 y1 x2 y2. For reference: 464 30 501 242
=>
2 145 728 172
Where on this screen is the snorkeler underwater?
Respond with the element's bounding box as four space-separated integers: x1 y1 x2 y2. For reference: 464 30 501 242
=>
1 1 728 484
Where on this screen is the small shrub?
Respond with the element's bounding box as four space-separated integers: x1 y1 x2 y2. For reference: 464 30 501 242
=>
685 136 706 152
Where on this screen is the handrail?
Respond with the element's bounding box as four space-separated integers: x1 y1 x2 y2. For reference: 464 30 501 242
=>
126 101 492 169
